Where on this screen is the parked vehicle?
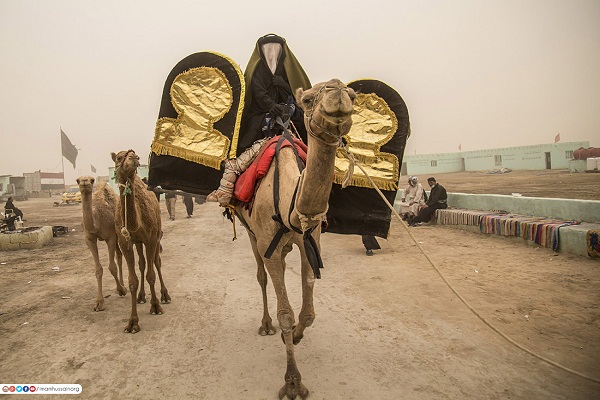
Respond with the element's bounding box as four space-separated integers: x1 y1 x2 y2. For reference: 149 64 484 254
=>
61 186 81 204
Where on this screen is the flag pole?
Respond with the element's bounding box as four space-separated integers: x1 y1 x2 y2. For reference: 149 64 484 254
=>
60 127 65 189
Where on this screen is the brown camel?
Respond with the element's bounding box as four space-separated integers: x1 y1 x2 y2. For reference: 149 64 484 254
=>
112 150 170 333
77 175 127 311
235 79 355 399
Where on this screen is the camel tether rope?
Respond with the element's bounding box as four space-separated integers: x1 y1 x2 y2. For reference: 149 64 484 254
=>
339 143 600 385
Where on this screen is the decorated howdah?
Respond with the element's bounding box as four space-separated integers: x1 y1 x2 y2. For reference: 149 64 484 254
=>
148 52 244 195
326 79 410 238
148 51 410 238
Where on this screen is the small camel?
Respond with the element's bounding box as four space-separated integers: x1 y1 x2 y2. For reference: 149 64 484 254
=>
112 150 170 333
77 175 127 311
235 79 355 399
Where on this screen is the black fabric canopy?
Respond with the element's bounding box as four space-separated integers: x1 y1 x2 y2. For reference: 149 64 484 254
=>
325 79 410 238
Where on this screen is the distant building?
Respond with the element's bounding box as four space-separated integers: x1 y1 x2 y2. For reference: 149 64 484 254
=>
23 171 65 193
0 175 27 200
403 141 589 175
108 164 148 194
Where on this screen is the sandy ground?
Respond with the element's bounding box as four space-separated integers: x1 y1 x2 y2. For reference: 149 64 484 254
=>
1 170 599 400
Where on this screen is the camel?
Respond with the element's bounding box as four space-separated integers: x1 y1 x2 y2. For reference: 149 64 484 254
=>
77 176 127 311
234 79 355 399
111 150 170 333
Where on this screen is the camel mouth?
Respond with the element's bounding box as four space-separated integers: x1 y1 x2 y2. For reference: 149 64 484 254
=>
319 107 353 125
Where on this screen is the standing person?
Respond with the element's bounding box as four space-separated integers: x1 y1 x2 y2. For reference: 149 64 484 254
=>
183 193 194 218
408 177 448 226
207 33 311 206
362 234 381 256
142 177 161 202
4 196 24 220
164 191 177 221
398 176 427 220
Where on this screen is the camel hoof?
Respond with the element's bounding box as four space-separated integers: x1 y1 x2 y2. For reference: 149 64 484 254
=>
259 325 276 336
137 294 146 304
93 303 105 312
150 304 163 315
124 322 140 333
116 286 127 296
161 291 171 304
278 380 308 400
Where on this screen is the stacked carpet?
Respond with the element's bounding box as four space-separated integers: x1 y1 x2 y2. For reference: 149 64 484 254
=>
435 208 580 251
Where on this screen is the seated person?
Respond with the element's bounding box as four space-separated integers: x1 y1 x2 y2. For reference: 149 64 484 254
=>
4 196 24 221
207 33 311 206
398 176 426 220
407 177 447 226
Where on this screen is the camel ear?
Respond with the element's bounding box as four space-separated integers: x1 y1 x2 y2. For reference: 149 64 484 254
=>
90 178 95 185
76 178 80 184
111 152 117 162
295 88 304 108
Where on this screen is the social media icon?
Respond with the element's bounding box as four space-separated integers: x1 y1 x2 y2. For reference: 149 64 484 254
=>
2 386 9 393
16 386 22 392
9 386 16 392
30 386 37 392
23 386 30 392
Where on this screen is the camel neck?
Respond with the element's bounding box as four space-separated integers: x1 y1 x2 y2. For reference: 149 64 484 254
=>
80 190 97 233
294 133 337 217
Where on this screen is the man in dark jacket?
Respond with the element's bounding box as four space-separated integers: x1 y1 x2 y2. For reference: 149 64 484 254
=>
408 177 447 226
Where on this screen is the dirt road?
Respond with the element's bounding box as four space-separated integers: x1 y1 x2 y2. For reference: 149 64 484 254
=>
1 172 599 399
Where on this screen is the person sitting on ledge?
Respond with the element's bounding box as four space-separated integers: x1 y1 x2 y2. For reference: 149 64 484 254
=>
407 177 447 226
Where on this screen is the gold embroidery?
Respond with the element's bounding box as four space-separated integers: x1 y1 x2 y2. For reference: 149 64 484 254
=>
151 54 245 169
334 92 399 190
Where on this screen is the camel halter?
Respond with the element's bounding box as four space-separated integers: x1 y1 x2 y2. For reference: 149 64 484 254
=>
118 180 133 241
304 84 349 148
114 150 137 242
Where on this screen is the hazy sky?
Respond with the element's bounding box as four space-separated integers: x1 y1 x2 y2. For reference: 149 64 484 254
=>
1 0 599 184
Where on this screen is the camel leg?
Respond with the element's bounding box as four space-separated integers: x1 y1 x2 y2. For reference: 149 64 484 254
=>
144 241 163 315
249 234 276 336
84 237 106 311
291 234 318 345
264 255 309 400
107 236 127 296
135 243 147 303
115 238 125 289
121 240 140 333
154 249 171 303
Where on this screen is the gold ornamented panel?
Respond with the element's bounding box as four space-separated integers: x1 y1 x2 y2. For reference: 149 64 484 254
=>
152 66 234 170
334 92 399 190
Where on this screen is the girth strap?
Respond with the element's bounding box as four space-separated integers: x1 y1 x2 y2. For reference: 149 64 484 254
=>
263 128 324 279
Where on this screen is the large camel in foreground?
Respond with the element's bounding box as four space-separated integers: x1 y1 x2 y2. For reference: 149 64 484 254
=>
112 150 170 333
77 176 127 311
235 79 355 399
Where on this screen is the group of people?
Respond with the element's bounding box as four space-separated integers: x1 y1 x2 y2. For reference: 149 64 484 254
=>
362 176 448 256
398 176 448 226
164 192 196 221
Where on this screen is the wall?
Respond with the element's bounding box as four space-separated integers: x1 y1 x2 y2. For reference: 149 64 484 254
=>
404 141 590 175
396 190 600 223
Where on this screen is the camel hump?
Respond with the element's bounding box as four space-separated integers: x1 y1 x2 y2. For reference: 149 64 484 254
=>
95 181 118 204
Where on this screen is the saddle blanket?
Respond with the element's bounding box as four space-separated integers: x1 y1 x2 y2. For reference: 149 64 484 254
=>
233 135 307 204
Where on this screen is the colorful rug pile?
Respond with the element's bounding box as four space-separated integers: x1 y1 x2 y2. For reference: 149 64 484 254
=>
435 208 580 251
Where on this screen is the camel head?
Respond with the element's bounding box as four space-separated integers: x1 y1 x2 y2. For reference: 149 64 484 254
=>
111 150 140 181
76 175 95 194
296 78 356 144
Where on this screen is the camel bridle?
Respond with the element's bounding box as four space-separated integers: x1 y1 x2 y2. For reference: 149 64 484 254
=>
304 84 352 147
115 150 139 241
